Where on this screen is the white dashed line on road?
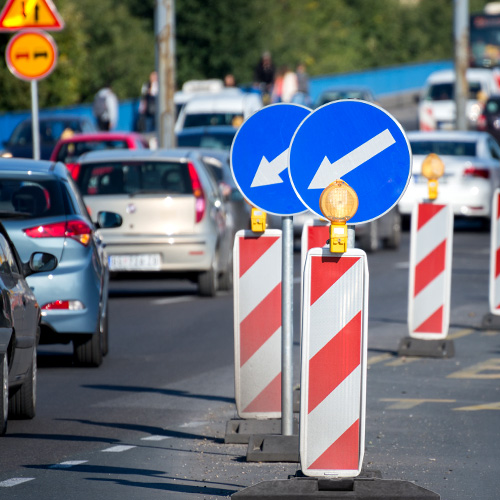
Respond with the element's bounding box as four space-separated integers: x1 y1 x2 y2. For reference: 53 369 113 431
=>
0 478 35 487
101 445 136 453
141 435 171 441
50 460 88 469
153 296 196 305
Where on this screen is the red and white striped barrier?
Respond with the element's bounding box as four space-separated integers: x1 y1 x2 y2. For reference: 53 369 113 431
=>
233 229 282 419
489 189 500 314
408 203 453 339
300 247 368 477
300 218 329 273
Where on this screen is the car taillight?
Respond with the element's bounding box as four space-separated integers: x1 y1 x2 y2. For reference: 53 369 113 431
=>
463 166 490 179
41 300 84 311
187 162 206 223
24 220 93 246
477 114 487 131
66 163 81 180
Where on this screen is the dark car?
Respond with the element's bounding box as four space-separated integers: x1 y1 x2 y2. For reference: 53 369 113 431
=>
2 114 97 160
477 95 500 143
314 86 376 108
176 125 238 151
0 222 57 435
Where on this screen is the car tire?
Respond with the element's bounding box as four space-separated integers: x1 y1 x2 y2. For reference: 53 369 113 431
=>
73 331 103 367
198 263 218 297
218 257 233 292
0 352 8 435
9 348 36 420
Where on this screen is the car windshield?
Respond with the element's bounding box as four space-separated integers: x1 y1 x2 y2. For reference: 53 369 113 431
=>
426 82 482 101
77 161 194 196
8 119 89 146
177 132 235 151
0 179 65 217
183 113 243 128
410 140 477 156
56 140 130 164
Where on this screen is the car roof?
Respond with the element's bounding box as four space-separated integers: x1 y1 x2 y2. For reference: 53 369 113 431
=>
182 90 262 112
0 158 68 177
426 68 495 83
78 148 202 163
407 130 488 141
54 131 144 143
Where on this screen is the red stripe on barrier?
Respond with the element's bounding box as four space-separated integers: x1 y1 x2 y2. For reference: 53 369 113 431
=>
307 225 329 251
310 256 360 306
417 203 445 231
414 240 446 297
496 248 500 279
239 236 279 278
243 372 281 413
309 420 360 470
240 283 281 366
414 305 443 333
308 312 361 414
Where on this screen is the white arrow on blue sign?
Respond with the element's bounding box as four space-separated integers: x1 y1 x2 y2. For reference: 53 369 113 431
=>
289 100 412 225
231 103 310 216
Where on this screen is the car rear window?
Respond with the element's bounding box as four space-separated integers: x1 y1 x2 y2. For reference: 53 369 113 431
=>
77 161 194 196
177 132 235 151
426 82 482 101
56 140 131 164
0 179 66 217
410 140 477 156
183 113 243 128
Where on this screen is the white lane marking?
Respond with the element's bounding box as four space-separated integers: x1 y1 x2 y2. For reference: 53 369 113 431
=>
0 478 35 487
141 435 171 441
251 148 289 187
308 129 396 189
180 421 208 428
50 460 88 469
101 445 136 453
153 296 195 306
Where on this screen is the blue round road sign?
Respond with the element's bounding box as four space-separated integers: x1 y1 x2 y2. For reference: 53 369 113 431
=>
289 100 412 224
231 103 310 216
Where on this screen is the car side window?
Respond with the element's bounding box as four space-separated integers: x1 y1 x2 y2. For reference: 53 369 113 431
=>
0 234 19 275
488 137 500 160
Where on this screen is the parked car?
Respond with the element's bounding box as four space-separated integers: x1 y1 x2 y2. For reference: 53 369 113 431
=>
174 88 263 133
314 86 376 108
1 114 97 160
75 149 233 296
398 130 500 222
418 68 499 131
477 95 500 143
0 221 57 435
50 131 150 178
0 158 122 367
177 125 238 151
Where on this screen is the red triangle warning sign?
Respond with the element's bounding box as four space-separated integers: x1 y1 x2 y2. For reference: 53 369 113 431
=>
0 0 64 31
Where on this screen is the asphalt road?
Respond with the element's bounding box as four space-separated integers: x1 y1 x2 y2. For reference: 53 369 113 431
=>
0 221 497 500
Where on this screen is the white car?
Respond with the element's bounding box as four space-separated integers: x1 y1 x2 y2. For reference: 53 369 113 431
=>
399 130 500 221
174 89 263 133
418 68 499 131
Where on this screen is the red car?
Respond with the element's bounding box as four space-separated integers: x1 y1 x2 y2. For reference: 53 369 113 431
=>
50 131 150 178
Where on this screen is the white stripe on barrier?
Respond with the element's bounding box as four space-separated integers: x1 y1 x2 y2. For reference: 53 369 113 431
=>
411 273 446 332
414 208 448 263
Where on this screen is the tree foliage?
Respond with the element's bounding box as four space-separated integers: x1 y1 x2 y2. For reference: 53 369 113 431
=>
0 0 494 111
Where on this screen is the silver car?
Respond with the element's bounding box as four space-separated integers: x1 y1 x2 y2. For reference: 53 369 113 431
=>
76 149 233 296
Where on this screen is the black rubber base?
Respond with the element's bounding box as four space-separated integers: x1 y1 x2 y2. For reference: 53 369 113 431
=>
482 312 500 330
246 434 299 462
398 337 455 358
232 477 440 499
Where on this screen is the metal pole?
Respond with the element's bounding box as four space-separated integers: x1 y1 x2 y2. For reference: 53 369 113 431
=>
31 81 40 161
454 0 469 131
281 215 294 436
155 0 176 148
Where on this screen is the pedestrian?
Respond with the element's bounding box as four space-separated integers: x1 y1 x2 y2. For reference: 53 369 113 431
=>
138 71 158 133
281 66 299 103
254 51 275 104
224 73 236 87
92 85 119 131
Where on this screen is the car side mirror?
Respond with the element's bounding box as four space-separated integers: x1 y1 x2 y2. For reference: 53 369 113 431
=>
25 252 58 276
95 211 122 229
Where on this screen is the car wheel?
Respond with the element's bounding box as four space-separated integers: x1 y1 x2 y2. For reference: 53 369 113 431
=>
0 352 8 435
73 331 103 367
198 263 218 297
218 256 233 292
9 348 36 419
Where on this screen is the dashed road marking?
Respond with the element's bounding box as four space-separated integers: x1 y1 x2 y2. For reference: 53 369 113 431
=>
385 357 420 367
448 328 475 340
381 398 456 410
367 353 393 366
0 478 35 487
141 435 171 441
180 421 208 428
101 445 136 453
153 297 196 306
454 401 500 411
50 460 88 469
448 358 500 379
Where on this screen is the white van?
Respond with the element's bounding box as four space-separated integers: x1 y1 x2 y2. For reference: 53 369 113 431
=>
174 89 263 133
418 68 499 131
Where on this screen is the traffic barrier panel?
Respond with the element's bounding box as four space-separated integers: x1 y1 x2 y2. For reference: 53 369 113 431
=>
300 218 330 274
300 247 368 477
408 203 453 339
489 189 500 315
233 229 282 419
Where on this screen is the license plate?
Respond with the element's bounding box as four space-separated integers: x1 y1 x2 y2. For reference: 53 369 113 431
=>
108 254 161 271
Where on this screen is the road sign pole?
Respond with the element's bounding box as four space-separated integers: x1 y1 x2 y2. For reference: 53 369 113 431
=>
281 215 294 436
31 80 40 161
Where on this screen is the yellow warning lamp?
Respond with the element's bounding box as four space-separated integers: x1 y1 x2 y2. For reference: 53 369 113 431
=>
319 180 359 253
421 153 445 201
250 207 267 233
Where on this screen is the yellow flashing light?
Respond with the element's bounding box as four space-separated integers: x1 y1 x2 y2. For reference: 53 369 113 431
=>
421 153 444 201
250 207 266 233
